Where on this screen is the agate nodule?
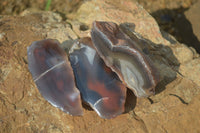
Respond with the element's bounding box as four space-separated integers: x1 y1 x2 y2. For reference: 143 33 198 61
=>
27 39 83 115
91 21 160 97
69 37 127 119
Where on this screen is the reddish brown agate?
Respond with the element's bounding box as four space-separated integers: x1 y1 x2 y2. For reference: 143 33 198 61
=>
27 39 83 115
91 21 160 97
69 37 127 119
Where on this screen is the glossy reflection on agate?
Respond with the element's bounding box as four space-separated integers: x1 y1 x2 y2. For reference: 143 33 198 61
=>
91 21 160 97
27 39 83 115
69 37 126 119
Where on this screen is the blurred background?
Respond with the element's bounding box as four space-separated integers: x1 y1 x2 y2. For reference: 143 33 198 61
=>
0 0 199 52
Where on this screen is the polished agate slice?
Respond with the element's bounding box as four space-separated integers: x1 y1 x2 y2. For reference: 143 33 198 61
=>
69 37 127 119
27 39 83 115
91 21 159 97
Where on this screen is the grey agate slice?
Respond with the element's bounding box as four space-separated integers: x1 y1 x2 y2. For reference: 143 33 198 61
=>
69 37 127 119
91 21 160 97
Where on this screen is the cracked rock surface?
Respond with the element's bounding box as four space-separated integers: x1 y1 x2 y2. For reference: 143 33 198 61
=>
0 0 200 132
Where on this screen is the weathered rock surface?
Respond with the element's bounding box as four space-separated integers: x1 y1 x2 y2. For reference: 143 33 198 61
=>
0 0 200 132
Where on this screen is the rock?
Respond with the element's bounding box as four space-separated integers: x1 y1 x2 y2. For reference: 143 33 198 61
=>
0 0 200 132
137 0 195 13
0 0 83 15
179 58 200 86
185 0 200 42
134 87 200 133
69 0 170 45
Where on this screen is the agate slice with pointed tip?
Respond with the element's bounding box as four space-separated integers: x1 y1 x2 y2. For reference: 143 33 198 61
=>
27 39 83 115
69 37 127 119
91 21 160 97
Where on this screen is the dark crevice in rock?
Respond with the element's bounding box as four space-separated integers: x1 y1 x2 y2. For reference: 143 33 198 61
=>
23 57 28 64
169 94 189 105
0 94 6 106
66 21 80 39
176 72 200 89
11 41 18 46
79 24 89 31
54 11 67 21
161 125 168 133
17 90 25 104
132 111 149 133
147 97 154 104
66 21 73 30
